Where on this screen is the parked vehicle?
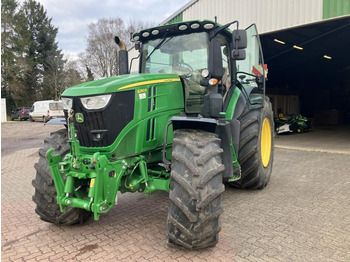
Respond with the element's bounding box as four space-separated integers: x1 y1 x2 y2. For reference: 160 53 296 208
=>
29 100 64 122
10 107 31 121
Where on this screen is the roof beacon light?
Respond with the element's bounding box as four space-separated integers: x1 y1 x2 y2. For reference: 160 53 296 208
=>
152 30 159 35
191 23 200 29
203 23 214 29
142 31 150 37
293 45 303 50
179 24 188 31
274 39 285 45
323 55 332 60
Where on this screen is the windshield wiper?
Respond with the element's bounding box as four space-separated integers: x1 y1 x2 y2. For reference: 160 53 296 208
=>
145 35 173 62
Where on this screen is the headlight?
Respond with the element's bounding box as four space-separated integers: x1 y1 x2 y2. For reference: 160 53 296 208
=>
62 97 73 110
80 94 112 110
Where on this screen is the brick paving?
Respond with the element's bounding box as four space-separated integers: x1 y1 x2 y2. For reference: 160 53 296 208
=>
1 122 350 261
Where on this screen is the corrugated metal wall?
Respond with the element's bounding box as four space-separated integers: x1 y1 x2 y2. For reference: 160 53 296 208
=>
166 13 183 25
182 0 323 33
323 0 350 19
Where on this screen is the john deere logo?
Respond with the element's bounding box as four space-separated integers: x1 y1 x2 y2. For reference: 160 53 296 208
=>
75 113 84 123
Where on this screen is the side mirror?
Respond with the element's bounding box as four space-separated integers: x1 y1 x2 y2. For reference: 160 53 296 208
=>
231 29 247 60
231 49 246 60
208 38 223 80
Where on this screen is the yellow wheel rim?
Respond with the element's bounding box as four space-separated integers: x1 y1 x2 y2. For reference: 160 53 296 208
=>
261 118 272 167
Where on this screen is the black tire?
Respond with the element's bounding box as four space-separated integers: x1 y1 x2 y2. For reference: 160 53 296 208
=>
32 129 91 225
167 129 225 249
29 116 34 122
230 98 274 189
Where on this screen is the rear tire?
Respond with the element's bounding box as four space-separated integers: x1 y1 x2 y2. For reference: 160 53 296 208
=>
32 129 91 225
166 129 225 249
230 98 274 189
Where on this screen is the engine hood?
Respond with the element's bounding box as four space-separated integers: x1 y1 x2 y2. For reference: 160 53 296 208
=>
62 73 181 97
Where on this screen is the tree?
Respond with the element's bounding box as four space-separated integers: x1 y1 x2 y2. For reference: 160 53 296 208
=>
17 0 64 103
80 18 124 78
64 60 84 88
42 53 66 100
1 0 21 110
2 0 83 111
80 18 154 78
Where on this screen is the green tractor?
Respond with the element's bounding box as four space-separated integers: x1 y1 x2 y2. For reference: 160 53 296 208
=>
32 19 274 249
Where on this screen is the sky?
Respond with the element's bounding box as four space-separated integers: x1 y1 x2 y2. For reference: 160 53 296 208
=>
18 0 190 60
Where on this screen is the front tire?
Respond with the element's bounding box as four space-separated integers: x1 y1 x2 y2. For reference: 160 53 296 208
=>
32 129 91 225
230 98 274 189
167 129 225 249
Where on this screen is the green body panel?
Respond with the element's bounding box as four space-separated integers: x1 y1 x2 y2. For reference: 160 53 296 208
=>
224 88 242 120
65 73 184 159
62 73 181 97
224 87 242 171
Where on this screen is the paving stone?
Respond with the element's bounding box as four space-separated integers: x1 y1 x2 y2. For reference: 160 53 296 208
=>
1 121 350 261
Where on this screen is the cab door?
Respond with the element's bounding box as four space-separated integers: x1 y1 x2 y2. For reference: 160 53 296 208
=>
236 24 266 80
236 24 266 107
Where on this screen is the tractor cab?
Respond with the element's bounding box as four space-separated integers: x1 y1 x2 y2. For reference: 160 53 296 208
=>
132 20 266 115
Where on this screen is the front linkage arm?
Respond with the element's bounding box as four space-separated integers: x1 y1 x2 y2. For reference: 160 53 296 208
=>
47 110 170 220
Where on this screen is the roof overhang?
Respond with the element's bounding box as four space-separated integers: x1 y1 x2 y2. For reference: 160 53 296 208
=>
260 15 350 82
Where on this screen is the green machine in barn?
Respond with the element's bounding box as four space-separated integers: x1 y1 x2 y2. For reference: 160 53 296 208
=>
32 19 274 249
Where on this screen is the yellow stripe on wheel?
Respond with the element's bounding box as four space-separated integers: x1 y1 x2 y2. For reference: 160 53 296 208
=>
261 118 272 167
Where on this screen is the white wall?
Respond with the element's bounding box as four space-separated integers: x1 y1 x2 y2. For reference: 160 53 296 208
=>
1 98 7 122
183 0 323 33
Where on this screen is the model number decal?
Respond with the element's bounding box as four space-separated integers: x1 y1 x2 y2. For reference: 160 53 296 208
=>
137 88 147 94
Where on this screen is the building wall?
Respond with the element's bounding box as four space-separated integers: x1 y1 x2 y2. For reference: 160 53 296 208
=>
182 0 324 33
323 0 350 19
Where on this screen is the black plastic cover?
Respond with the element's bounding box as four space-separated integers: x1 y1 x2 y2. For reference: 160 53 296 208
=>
202 93 223 118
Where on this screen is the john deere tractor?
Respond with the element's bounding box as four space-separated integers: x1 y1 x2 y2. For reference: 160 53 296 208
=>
32 19 274 249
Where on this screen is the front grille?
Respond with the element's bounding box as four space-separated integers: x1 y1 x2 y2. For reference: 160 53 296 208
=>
71 91 135 147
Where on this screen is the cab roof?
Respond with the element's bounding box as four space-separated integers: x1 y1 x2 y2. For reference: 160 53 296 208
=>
133 20 232 43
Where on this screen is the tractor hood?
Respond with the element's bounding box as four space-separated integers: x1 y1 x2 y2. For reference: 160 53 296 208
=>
62 73 181 97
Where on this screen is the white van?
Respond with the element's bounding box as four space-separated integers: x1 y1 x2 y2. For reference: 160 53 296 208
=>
29 100 64 122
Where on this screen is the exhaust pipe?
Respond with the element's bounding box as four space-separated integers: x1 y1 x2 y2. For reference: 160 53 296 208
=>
115 36 128 75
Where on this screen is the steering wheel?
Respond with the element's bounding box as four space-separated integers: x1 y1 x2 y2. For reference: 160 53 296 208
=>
173 62 194 77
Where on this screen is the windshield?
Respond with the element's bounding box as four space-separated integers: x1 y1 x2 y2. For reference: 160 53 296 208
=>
140 32 208 76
